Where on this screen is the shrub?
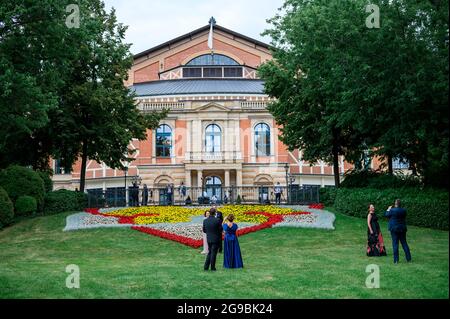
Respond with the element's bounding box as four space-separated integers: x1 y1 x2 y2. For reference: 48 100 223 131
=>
319 187 337 206
0 165 45 211
341 169 421 189
15 195 37 216
0 186 14 229
37 170 53 193
334 187 449 230
44 189 87 215
236 195 242 204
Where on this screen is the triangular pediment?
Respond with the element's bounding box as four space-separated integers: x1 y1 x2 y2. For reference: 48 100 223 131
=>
195 102 231 112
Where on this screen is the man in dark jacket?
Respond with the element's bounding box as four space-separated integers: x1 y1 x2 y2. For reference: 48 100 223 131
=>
215 207 224 253
203 208 223 271
385 199 412 263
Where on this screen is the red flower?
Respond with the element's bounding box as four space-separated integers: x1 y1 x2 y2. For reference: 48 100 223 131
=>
308 203 324 209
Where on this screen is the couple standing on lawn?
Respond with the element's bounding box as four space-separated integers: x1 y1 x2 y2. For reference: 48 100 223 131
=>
367 199 412 264
202 207 244 271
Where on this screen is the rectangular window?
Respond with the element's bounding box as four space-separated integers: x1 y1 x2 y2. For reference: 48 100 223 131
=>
393 157 409 169
224 67 243 77
203 67 222 78
182 67 202 78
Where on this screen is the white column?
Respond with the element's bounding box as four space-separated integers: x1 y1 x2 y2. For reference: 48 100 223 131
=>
185 169 191 187
197 170 203 188
236 169 242 187
224 170 230 187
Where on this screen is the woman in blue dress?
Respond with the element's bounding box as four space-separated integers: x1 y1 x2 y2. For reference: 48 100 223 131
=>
223 214 244 269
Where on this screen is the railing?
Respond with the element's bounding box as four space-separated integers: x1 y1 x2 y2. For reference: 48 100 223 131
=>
184 151 242 162
240 101 268 109
86 186 320 208
138 102 185 111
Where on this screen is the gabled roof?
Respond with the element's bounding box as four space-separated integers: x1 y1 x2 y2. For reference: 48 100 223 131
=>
133 24 271 60
131 79 266 97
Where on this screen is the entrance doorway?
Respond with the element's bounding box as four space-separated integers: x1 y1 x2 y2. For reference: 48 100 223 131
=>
205 176 222 203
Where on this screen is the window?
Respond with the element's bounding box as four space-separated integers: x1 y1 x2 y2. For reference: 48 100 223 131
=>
156 124 172 157
182 67 202 78
205 124 221 153
255 123 271 156
224 67 243 77
203 67 222 77
54 159 71 174
186 54 239 66
393 157 409 169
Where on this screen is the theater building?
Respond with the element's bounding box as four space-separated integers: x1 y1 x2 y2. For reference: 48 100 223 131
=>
52 19 394 203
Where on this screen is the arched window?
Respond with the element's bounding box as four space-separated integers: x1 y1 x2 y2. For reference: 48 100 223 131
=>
205 124 221 153
255 123 271 156
156 124 172 157
186 54 239 66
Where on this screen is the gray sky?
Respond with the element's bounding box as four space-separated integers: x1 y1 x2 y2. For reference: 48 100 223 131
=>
103 0 284 55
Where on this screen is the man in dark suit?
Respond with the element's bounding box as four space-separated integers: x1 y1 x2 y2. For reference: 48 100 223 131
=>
203 207 223 271
215 207 224 253
385 199 412 264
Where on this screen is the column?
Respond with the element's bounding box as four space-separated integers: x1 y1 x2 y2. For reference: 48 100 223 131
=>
185 169 191 187
224 170 230 187
197 170 203 188
236 169 242 187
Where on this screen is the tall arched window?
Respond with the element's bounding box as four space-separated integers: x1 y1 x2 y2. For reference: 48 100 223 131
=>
255 123 271 156
156 124 172 157
205 124 221 153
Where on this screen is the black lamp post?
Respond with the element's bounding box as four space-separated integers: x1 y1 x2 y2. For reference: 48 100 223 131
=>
124 166 128 206
284 163 289 204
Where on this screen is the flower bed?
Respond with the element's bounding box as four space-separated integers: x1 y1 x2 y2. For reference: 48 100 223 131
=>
76 205 334 248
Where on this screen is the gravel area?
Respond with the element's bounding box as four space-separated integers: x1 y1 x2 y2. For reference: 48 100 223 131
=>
63 213 131 231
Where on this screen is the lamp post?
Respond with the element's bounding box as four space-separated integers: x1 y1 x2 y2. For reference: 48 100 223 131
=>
123 161 129 206
284 163 289 204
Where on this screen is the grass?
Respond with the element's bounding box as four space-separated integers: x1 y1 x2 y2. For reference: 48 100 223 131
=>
0 208 448 298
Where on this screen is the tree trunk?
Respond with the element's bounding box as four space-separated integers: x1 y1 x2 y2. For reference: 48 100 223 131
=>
332 149 340 188
79 140 88 193
332 129 341 188
387 154 393 175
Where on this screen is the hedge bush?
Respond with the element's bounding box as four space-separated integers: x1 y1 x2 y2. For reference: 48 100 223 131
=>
0 186 14 229
334 187 449 230
341 169 421 189
15 195 38 216
319 187 337 206
44 189 88 215
37 170 53 193
0 165 45 211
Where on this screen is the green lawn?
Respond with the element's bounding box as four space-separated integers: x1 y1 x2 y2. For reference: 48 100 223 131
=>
0 209 448 298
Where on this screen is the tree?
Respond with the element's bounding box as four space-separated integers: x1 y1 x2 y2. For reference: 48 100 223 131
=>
0 1 166 190
47 1 166 192
259 0 370 187
259 0 448 188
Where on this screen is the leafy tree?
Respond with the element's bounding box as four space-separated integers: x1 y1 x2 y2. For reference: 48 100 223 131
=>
259 0 448 188
259 0 370 187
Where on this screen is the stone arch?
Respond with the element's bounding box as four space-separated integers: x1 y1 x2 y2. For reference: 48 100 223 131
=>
254 174 274 185
154 175 174 187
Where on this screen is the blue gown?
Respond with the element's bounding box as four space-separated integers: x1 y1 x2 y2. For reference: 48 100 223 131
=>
223 223 244 268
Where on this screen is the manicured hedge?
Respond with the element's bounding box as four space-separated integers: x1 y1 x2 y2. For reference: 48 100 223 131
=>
319 187 337 206
341 170 421 189
333 187 449 230
44 189 88 215
0 165 45 211
0 186 14 229
37 170 53 193
15 195 37 216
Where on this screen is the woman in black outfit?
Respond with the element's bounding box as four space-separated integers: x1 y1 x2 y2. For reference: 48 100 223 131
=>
367 204 387 257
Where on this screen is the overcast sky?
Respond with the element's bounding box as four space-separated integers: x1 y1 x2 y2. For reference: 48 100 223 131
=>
103 0 285 54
